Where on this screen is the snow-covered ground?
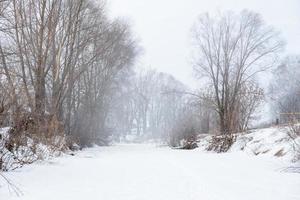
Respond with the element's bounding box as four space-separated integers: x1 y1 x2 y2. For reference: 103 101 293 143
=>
1 143 299 200
198 126 300 162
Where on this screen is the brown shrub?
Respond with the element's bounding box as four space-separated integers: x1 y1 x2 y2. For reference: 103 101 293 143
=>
207 134 236 153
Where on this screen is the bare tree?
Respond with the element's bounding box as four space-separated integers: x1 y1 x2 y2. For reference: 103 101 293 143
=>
270 56 300 121
192 10 283 140
237 81 264 131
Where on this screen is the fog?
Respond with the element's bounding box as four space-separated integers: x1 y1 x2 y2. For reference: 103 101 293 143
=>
108 0 300 88
0 1 300 199
107 0 300 125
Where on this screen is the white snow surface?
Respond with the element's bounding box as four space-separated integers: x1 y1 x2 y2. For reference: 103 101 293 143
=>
1 143 300 200
198 126 300 162
231 127 300 160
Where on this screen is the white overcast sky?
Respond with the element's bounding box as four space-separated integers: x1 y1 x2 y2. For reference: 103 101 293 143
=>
107 0 300 89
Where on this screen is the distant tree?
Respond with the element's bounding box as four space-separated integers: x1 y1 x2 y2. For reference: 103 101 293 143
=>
270 56 300 121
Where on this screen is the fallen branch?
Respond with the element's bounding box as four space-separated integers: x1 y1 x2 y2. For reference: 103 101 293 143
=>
0 172 23 196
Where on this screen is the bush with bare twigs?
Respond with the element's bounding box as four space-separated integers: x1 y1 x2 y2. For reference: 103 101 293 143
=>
206 134 237 153
0 112 67 171
287 124 300 161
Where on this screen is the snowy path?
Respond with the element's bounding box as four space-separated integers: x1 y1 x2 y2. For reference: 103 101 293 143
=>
1 144 300 200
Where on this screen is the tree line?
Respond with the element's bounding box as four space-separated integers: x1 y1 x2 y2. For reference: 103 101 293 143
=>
0 0 139 148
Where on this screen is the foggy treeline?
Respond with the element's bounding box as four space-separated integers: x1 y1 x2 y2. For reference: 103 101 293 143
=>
0 0 299 160
0 0 139 149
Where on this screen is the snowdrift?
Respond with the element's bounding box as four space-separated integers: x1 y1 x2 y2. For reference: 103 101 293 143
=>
197 126 300 162
0 127 66 171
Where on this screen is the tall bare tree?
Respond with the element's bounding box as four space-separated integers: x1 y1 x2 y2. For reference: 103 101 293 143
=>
192 10 283 137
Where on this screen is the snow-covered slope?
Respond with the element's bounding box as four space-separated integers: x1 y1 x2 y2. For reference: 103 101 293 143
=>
232 127 299 160
198 126 300 162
